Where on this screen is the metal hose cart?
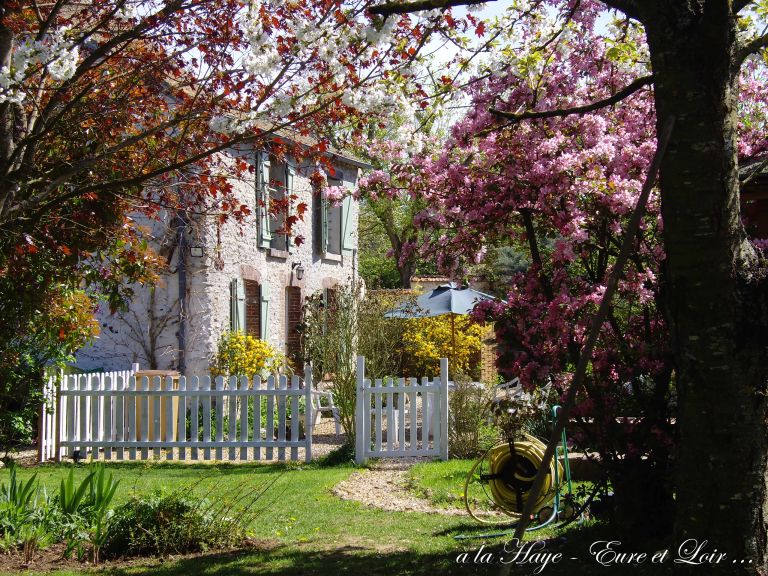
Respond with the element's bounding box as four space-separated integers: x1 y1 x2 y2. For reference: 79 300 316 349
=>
458 405 582 538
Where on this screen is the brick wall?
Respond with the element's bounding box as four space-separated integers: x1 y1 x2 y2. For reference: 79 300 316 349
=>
480 331 499 383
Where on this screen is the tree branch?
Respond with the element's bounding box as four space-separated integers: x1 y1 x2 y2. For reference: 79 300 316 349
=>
598 0 641 21
489 75 653 122
737 33 768 64
369 0 488 17
734 0 755 14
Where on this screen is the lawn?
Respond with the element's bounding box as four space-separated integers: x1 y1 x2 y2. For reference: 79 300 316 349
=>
0 458 661 576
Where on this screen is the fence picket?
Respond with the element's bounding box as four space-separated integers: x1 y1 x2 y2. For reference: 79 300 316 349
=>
116 375 125 461
409 378 418 454
178 376 187 461
374 378 383 452
228 376 238 461
304 365 313 463
266 375 274 460
215 376 224 460
165 376 175 460
128 376 137 460
90 374 101 461
422 377 431 448
277 375 287 461
79 375 88 460
140 376 149 460
190 376 200 460
104 376 113 461
240 376 249 461
386 377 394 451
254 376 262 461
152 376 161 459
202 376 212 461
290 375 299 461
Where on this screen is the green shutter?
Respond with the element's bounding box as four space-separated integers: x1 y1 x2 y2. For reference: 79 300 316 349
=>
260 281 270 341
230 278 245 332
286 163 295 254
341 192 354 255
257 151 272 249
320 194 329 253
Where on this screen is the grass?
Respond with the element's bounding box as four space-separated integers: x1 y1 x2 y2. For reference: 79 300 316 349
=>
0 457 662 576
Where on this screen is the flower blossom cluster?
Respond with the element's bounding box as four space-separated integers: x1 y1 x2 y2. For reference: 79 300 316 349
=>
0 27 79 104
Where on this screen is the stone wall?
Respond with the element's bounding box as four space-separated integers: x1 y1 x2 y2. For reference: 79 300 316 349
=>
76 147 360 375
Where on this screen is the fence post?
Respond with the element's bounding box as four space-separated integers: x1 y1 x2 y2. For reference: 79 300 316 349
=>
304 364 313 463
439 358 449 460
54 371 63 462
355 356 365 465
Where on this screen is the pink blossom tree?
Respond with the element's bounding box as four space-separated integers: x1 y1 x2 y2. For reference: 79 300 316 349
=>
364 0 768 547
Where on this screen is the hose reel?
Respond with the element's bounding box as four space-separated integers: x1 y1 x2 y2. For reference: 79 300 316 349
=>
462 406 576 530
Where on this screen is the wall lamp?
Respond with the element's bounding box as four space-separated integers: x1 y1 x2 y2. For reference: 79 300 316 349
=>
292 262 305 280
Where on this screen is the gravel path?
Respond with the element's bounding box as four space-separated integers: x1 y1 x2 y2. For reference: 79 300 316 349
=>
332 458 466 515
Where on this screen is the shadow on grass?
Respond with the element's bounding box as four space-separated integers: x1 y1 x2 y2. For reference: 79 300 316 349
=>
100 536 668 576
104 545 497 576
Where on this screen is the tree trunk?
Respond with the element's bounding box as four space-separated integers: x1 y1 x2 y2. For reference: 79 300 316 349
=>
398 259 414 288
643 3 768 571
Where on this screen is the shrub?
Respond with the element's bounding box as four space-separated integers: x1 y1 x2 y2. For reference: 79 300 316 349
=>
448 377 498 459
211 331 290 378
402 316 487 378
102 491 244 558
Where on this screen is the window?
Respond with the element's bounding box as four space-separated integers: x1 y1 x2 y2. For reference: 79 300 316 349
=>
319 177 353 257
230 278 269 339
257 151 294 254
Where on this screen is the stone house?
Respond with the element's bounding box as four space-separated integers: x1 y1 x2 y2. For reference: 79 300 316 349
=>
76 140 368 375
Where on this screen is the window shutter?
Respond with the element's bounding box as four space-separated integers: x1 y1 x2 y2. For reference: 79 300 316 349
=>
286 163 295 254
341 192 354 255
230 278 245 332
257 151 272 249
260 281 270 340
320 194 329 254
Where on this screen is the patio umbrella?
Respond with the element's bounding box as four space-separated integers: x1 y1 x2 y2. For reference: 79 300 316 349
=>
385 283 497 371
384 283 496 318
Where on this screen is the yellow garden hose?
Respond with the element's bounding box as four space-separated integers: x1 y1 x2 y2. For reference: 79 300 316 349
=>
463 433 564 524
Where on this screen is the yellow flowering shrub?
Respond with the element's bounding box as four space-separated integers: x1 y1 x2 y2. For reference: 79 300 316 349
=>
401 316 488 377
211 331 290 378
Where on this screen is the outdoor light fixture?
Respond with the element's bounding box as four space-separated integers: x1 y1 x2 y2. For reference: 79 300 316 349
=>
292 262 305 280
189 246 204 257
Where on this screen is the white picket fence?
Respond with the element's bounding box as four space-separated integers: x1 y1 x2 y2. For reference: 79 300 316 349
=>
355 356 449 463
39 366 314 463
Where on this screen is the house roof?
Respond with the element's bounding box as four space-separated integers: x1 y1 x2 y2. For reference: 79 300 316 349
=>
233 118 373 171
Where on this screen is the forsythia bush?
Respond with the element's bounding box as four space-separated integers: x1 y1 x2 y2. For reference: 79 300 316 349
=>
402 316 487 377
211 331 289 378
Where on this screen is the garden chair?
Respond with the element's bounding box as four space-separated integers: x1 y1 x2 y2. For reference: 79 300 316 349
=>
311 389 341 436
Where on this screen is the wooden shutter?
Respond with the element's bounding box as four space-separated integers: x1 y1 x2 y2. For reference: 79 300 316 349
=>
320 193 329 254
230 278 245 332
260 280 270 340
341 192 354 256
257 151 272 249
286 163 295 254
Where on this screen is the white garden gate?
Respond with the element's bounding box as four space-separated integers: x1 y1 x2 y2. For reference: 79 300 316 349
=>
39 366 314 463
355 356 449 464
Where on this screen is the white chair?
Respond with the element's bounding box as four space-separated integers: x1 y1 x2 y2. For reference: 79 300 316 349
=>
311 389 341 436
